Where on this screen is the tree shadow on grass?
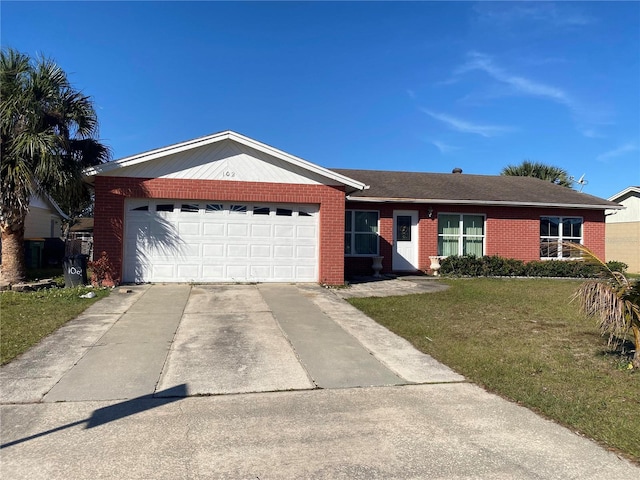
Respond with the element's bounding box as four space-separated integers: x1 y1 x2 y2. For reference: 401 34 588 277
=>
0 384 187 449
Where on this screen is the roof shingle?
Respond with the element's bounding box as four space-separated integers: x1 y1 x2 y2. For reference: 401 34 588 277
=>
332 169 619 209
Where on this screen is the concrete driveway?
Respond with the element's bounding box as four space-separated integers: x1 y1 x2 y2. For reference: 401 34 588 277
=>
1 282 638 478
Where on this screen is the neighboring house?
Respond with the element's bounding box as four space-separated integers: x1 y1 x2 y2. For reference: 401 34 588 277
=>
85 131 621 285
68 217 94 259
24 194 66 239
606 186 640 273
23 194 67 268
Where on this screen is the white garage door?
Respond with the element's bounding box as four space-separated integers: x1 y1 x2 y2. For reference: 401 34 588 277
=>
123 199 319 283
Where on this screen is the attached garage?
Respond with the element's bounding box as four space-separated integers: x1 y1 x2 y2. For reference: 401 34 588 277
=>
123 199 319 283
86 131 365 285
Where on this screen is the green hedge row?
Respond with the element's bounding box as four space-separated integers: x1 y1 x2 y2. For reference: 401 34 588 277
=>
439 255 628 278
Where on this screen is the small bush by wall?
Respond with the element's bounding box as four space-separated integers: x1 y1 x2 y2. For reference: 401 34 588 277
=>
439 255 627 278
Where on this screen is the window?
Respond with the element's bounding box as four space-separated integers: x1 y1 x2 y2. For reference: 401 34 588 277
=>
396 215 412 241
230 204 247 214
276 208 293 216
205 204 223 213
540 217 583 259
438 214 484 256
156 204 174 212
253 206 270 215
345 210 379 255
181 204 199 213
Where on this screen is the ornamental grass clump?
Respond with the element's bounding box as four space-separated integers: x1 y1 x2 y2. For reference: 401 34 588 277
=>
571 244 640 369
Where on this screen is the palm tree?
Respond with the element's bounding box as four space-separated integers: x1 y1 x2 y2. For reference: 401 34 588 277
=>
1 48 109 283
501 160 574 188
571 243 640 369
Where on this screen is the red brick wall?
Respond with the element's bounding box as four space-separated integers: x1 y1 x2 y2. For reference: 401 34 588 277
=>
344 202 607 277
93 176 346 285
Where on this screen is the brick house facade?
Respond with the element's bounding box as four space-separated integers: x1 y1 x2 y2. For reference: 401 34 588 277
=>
86 132 619 285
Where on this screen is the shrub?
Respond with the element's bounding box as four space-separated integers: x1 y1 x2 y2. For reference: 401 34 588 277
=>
440 255 484 276
88 251 116 287
440 255 611 278
606 261 628 274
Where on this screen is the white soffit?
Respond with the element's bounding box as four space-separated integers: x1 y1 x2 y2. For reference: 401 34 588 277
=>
84 131 366 191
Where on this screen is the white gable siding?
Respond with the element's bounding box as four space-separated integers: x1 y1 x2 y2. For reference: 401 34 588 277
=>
25 207 62 238
606 193 639 224
101 139 341 186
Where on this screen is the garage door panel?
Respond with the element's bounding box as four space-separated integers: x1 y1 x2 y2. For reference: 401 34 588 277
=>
227 244 248 258
151 264 176 279
202 265 224 278
250 245 271 257
296 225 316 238
296 265 316 278
178 222 200 235
250 265 271 279
124 200 318 283
274 225 294 238
228 223 248 237
177 264 200 279
273 265 294 279
274 245 294 258
296 246 316 259
251 224 271 237
226 265 248 279
203 223 225 236
203 244 224 258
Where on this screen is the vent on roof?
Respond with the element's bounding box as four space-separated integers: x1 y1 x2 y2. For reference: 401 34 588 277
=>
452 168 463 174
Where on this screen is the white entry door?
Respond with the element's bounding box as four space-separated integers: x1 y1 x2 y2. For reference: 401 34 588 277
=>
392 210 419 271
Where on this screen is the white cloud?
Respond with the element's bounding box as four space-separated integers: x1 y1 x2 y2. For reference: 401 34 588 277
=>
430 140 459 154
473 3 593 28
577 126 604 139
596 143 638 162
421 109 513 138
456 52 573 108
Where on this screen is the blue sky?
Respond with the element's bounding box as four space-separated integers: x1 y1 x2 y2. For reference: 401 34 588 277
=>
3 1 639 199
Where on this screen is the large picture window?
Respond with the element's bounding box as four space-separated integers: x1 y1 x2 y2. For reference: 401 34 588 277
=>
438 214 485 257
540 217 583 259
345 210 379 255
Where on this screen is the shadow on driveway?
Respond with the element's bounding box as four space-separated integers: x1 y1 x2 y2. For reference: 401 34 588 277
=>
0 384 187 450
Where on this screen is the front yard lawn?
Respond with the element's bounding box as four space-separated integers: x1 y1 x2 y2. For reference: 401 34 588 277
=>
0 286 110 365
348 278 639 464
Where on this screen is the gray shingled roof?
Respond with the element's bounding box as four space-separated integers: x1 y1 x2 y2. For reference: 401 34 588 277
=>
332 169 620 209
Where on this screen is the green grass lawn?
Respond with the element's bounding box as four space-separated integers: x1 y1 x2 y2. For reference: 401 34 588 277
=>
348 278 640 464
0 286 110 365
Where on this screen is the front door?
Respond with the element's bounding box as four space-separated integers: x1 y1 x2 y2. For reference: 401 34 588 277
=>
392 210 419 271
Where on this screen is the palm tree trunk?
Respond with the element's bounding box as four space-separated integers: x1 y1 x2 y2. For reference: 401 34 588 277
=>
1 222 27 284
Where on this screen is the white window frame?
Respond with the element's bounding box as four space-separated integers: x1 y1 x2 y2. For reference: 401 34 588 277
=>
540 216 583 260
437 213 486 257
345 210 379 256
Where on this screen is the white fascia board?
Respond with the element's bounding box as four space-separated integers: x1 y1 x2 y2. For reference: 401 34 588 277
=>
346 196 623 210
608 186 640 202
84 130 367 191
43 193 70 220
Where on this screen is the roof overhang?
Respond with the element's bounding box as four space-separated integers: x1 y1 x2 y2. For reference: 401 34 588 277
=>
346 196 624 210
83 130 367 193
